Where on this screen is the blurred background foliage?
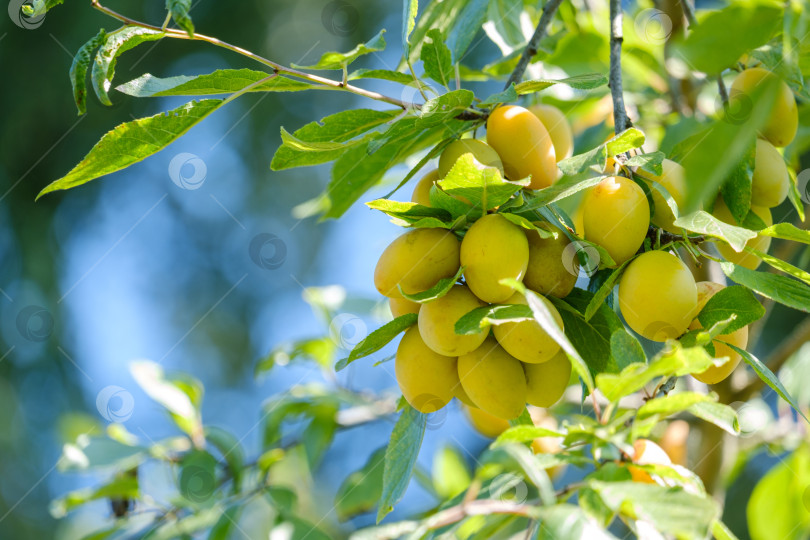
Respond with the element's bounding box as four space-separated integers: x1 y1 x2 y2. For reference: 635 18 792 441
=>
0 0 808 538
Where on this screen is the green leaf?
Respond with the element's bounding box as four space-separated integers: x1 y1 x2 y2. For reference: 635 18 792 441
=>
400 266 464 303
166 0 194 37
787 168 807 222
271 108 400 171
91 27 165 106
445 0 488 63
365 199 453 228
421 29 453 87
498 213 555 237
349 68 414 84
335 447 385 521
335 313 417 372
625 151 665 176
479 84 518 105
256 337 336 375
557 128 645 176
697 285 765 334
720 261 810 313
535 505 619 540
514 73 609 94
403 0 419 47
38 99 223 199
688 401 740 435
752 247 810 286
747 445 810 540
130 361 202 438
294 30 386 70
605 128 647 156
438 153 525 210
637 391 715 419
723 341 810 424
672 3 783 74
520 176 606 212
757 222 810 244
70 29 107 115
584 259 630 322
674 211 757 252
589 481 719 538
59 437 146 472
179 450 217 505
116 69 312 97
49 473 138 518
204 426 244 492
377 405 426 522
491 425 563 447
719 141 756 224
609 330 645 367
432 445 471 498
403 0 466 67
453 304 531 335
21 0 63 17
596 344 715 402
484 0 524 53
711 520 740 540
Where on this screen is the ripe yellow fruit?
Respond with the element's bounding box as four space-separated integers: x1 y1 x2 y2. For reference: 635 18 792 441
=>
583 176 650 265
463 404 510 438
389 297 420 318
374 228 461 298
618 251 697 341
458 337 528 419
730 67 798 147
395 327 459 413
690 282 749 385
493 291 563 364
751 139 789 208
411 169 439 207
438 139 504 178
635 159 687 233
529 104 574 162
524 350 571 407
629 439 672 483
418 285 488 356
453 382 476 407
486 105 557 189
523 223 578 298
712 197 772 270
461 214 529 303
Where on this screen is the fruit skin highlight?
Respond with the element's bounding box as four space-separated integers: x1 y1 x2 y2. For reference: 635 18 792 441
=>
395 327 459 413
530 104 574 162
457 337 528 420
461 214 529 303
418 285 488 356
635 159 687 233
374 228 461 298
493 291 563 364
712 197 772 270
618 251 697 341
690 282 749 385
523 223 578 298
583 176 650 265
411 169 439 207
524 350 571 407
486 105 557 189
629 439 672 483
730 67 798 148
438 139 504 178
750 138 789 208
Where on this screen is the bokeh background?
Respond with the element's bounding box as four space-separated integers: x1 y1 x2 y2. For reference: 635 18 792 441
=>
0 0 808 538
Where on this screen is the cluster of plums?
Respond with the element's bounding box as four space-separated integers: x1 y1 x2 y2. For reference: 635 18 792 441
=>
374 67 793 421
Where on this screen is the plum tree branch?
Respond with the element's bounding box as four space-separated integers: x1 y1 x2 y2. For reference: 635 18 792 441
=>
503 0 565 90
609 0 630 134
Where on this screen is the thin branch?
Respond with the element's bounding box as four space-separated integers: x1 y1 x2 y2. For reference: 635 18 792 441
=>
503 0 565 90
608 0 630 134
646 226 706 245
425 499 536 530
716 75 729 104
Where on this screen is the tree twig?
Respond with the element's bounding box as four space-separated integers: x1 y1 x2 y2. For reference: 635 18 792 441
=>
608 0 630 134
503 0 564 90
425 499 536 530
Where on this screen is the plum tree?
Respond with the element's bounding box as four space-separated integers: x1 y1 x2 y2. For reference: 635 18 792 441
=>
629 439 672 483
690 282 749 385
461 214 529 303
730 67 798 147
523 223 578 298
457 337 528 419
492 291 563 364
389 297 420 318
438 139 504 178
524 350 571 407
529 104 574 162
751 139 789 208
411 169 439 207
486 105 557 189
418 285 488 356
395 327 459 413
374 228 461 298
583 176 650 265
712 197 773 270
635 159 687 233
618 251 697 341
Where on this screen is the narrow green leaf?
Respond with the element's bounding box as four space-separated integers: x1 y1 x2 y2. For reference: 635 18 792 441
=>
402 0 419 46
584 259 630 321
400 266 464 303
609 330 645 367
719 141 755 224
757 223 810 245
445 0 488 63
335 313 417 372
674 211 757 252
69 29 107 115
91 27 165 106
720 261 810 313
514 73 609 94
454 304 531 335
438 153 525 210
117 69 312 97
432 445 471 498
366 199 452 226
166 0 194 37
688 401 740 435
751 248 810 286
625 151 665 176
336 447 385 521
377 405 426 522
697 285 764 334
421 29 453 87
535 505 618 539
349 68 414 84
479 84 518 105
637 391 715 419
520 176 606 211
38 99 223 199
711 520 740 540
294 30 386 70
787 167 806 222
491 425 563 447
558 128 645 176
723 341 810 424
204 426 244 492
